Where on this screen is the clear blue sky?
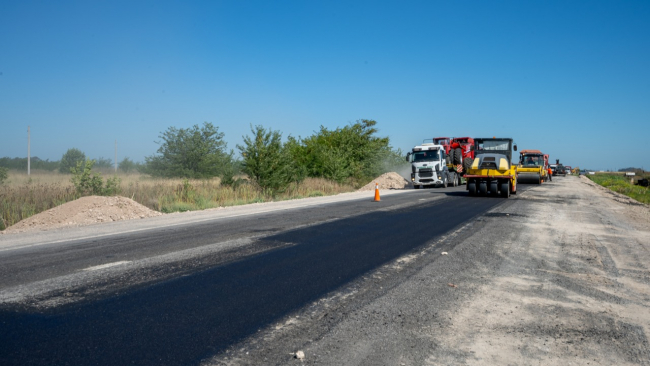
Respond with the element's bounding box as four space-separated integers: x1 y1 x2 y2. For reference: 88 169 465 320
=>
1 0 649 171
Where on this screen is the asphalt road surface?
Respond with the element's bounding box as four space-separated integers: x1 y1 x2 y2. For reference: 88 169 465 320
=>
3 177 649 366
0 185 522 365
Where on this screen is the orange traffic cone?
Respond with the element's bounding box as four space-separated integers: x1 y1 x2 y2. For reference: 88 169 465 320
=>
373 183 381 202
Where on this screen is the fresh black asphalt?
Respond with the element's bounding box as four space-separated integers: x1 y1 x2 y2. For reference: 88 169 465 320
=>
0 187 528 365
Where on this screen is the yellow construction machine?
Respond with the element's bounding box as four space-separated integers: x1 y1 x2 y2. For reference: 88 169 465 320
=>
465 137 517 198
517 149 548 184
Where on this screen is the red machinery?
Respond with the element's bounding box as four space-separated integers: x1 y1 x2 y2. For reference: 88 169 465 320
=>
433 137 451 155
449 137 475 173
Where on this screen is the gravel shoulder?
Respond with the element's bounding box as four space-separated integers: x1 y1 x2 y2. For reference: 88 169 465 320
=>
206 176 650 365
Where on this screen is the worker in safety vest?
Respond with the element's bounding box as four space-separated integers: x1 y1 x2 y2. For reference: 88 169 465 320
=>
547 168 553 181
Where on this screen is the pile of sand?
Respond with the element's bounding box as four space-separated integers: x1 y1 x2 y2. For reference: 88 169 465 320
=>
358 172 411 191
3 196 163 234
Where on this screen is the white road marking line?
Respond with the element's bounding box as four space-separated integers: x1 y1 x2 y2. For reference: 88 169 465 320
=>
83 261 131 271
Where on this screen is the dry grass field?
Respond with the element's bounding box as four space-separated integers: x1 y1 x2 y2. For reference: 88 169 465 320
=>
0 170 356 230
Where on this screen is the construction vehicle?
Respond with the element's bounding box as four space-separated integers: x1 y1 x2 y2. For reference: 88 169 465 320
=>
433 137 452 164
517 149 548 184
552 159 567 176
448 137 475 173
406 141 460 189
465 137 517 198
433 137 451 155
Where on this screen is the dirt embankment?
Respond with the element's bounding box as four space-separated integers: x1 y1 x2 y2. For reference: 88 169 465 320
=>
2 196 162 234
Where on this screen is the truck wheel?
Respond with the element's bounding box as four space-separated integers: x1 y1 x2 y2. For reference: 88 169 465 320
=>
500 181 510 198
468 181 477 195
458 174 463 186
490 181 498 196
442 174 448 188
463 157 472 173
454 148 462 165
479 181 487 195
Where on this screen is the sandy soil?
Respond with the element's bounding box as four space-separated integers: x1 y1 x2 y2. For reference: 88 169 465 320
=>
358 172 411 191
3 196 162 234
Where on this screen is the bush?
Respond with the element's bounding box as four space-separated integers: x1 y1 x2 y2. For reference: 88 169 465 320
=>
60 148 86 174
71 160 121 196
0 167 7 185
237 125 300 195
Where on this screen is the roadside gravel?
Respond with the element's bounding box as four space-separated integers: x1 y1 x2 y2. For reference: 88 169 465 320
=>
205 176 650 365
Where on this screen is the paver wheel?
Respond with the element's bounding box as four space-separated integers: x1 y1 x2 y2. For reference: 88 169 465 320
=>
490 181 499 196
479 181 488 195
499 181 510 198
468 181 477 195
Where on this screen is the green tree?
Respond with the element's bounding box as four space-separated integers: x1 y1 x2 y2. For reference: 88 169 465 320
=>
299 119 396 184
60 148 86 174
237 125 299 195
118 157 136 173
94 157 113 169
144 122 234 178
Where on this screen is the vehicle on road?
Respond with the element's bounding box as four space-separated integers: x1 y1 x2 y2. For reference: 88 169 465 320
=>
517 149 548 184
447 137 475 184
433 137 452 163
406 141 460 189
553 159 567 176
465 137 518 198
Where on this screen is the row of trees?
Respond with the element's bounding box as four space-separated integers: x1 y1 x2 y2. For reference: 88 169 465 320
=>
0 157 60 171
0 152 139 174
1 120 406 194
141 120 405 194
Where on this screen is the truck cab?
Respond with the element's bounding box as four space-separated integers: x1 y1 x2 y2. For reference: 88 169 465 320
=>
406 143 456 189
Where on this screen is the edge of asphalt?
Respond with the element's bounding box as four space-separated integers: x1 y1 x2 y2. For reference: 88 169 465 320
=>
0 189 417 252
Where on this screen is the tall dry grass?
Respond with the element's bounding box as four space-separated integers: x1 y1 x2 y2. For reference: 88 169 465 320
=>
0 170 355 230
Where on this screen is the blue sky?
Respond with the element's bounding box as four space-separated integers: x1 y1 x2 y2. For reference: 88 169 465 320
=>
1 0 648 171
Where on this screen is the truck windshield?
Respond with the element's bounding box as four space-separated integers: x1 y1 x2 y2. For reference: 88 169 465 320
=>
412 150 440 162
519 155 544 167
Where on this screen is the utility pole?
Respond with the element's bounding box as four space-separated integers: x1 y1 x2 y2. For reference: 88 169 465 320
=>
114 140 117 173
27 126 30 176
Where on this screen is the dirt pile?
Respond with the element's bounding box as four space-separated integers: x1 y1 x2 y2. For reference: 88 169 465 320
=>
3 196 163 234
358 172 411 191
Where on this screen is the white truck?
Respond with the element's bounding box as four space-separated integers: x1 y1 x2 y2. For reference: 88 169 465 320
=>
406 142 460 189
